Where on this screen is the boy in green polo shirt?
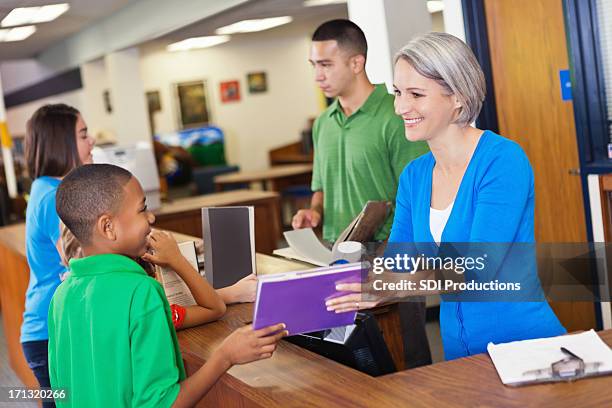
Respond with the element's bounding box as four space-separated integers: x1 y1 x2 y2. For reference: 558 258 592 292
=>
49 164 287 407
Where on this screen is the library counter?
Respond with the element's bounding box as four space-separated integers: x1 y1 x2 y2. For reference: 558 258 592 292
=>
1 225 612 407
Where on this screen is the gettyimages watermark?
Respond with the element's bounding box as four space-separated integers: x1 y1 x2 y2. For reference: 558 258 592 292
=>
353 242 612 302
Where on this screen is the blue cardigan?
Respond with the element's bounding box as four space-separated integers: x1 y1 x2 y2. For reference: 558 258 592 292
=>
389 131 565 360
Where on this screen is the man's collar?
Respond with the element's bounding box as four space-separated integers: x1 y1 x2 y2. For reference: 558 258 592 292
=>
327 84 388 117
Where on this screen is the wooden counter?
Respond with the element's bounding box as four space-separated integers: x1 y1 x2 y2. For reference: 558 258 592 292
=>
153 189 281 254
0 223 35 388
180 301 612 407
4 225 612 407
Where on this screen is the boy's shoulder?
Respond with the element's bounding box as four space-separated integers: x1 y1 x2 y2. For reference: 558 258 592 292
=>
52 271 167 323
56 257 164 305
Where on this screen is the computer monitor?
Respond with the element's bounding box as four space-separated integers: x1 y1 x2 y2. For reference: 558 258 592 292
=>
92 142 161 210
285 312 396 377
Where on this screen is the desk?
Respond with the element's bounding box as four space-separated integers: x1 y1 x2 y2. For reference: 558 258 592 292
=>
214 164 312 192
268 141 313 166
180 301 612 407
154 190 281 254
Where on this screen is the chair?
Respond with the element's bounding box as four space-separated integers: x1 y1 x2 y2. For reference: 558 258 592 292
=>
192 165 242 195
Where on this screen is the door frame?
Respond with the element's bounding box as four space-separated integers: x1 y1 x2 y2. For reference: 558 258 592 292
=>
461 0 609 329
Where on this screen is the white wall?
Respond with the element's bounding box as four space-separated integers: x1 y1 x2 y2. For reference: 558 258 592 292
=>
139 22 330 171
80 58 114 138
4 89 85 136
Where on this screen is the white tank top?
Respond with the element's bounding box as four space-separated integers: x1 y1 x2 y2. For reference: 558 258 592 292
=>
430 202 454 245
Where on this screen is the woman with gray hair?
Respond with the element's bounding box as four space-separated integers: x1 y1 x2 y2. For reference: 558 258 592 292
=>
327 32 565 360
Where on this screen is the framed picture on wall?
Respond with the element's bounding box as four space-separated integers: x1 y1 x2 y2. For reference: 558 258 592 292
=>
247 72 267 93
175 80 211 128
220 80 241 103
146 90 161 112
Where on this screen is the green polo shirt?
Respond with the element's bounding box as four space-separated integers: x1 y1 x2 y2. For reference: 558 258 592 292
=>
48 254 185 408
311 84 429 242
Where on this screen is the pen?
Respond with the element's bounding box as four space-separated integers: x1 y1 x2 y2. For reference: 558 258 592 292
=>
561 346 583 361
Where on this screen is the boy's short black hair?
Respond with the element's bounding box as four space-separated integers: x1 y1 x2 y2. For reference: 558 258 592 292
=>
57 164 133 245
312 19 367 59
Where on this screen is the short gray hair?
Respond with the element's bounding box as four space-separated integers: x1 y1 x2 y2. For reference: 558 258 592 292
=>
394 32 485 126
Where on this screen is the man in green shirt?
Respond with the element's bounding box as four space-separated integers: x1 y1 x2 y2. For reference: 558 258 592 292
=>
292 20 429 242
291 19 431 368
49 164 287 407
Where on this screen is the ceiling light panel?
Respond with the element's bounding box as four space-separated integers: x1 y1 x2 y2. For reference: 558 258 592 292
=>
0 25 37 42
427 1 444 13
1 3 70 27
167 35 230 52
303 0 347 6
215 16 293 35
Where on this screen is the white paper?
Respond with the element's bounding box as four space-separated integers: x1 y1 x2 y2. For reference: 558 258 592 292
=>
282 228 333 266
487 330 612 385
157 241 199 307
272 247 329 267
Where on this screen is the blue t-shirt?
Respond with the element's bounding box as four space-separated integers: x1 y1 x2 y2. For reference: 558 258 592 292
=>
21 176 66 343
389 131 566 360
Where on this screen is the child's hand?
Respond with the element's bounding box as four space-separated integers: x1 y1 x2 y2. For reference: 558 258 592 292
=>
217 323 287 366
231 274 258 303
142 230 182 269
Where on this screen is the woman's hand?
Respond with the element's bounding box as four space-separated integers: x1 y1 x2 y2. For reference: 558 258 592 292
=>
325 282 383 313
142 230 183 269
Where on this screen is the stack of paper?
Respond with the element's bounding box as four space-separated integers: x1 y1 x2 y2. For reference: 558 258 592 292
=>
487 330 612 386
274 201 390 266
278 228 333 266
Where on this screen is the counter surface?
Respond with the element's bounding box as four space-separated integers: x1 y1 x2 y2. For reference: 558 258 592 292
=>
2 225 612 407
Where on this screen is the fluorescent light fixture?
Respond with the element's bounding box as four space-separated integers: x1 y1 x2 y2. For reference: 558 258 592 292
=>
215 16 293 35
427 1 444 13
1 3 70 27
303 0 347 6
167 35 230 52
0 25 36 42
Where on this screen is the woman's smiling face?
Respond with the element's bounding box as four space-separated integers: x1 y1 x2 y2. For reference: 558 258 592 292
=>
393 58 461 143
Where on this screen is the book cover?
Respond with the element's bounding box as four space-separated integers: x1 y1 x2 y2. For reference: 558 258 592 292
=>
202 206 256 289
253 263 365 335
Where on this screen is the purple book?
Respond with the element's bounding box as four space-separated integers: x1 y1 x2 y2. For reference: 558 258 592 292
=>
253 263 366 335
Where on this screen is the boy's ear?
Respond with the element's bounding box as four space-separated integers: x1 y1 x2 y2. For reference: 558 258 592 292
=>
96 214 117 241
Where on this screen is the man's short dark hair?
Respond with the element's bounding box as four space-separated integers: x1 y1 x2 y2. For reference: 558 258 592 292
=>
25 104 81 179
312 19 367 58
57 164 133 245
